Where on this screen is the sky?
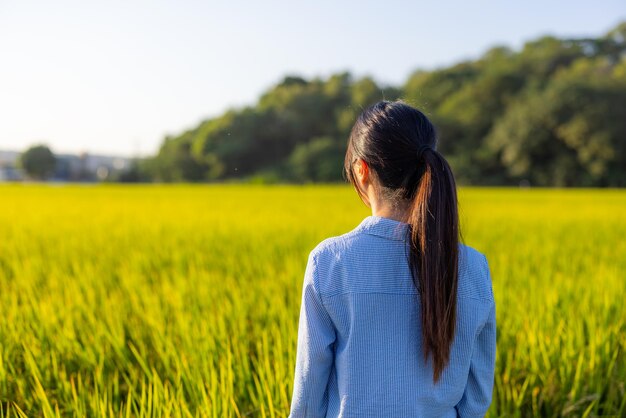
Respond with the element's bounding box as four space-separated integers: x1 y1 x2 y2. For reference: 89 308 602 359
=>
1 0 624 157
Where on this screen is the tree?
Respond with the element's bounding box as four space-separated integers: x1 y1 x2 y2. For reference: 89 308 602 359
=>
486 57 626 186
146 21 626 186
20 144 56 180
149 135 209 182
288 137 345 182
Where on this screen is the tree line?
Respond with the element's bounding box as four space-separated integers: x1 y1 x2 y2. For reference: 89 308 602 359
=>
18 23 626 186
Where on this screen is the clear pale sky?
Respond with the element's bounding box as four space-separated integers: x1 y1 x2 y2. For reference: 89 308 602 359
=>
1 0 624 157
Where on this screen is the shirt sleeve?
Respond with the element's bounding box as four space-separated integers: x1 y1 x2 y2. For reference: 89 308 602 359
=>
289 251 337 418
455 254 497 417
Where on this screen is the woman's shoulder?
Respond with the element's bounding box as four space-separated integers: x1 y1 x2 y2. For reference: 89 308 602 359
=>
457 243 494 302
308 222 379 261
308 229 358 260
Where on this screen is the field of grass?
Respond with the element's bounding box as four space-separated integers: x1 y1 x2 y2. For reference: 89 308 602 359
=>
0 184 624 417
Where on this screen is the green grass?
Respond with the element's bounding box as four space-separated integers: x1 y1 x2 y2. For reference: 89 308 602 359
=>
0 184 624 417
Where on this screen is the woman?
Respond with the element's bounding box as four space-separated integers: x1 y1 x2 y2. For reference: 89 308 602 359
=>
288 101 496 417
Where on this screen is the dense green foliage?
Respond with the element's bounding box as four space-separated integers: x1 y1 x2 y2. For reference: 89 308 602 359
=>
19 145 56 180
0 184 625 417
143 23 626 187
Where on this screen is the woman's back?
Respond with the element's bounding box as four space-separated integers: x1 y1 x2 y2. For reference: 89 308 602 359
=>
289 215 496 417
289 100 496 417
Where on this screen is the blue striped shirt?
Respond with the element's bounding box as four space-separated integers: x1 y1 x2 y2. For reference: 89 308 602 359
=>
289 215 496 417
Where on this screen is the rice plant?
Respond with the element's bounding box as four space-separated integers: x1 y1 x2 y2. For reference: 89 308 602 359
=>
0 184 624 417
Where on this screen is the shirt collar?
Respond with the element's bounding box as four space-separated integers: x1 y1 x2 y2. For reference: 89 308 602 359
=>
356 215 410 241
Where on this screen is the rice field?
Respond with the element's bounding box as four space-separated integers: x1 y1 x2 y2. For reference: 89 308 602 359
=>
0 184 624 417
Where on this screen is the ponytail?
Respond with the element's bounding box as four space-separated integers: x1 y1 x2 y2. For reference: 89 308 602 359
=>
408 148 459 383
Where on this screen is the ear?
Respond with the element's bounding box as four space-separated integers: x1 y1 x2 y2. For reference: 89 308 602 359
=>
355 158 369 185
353 158 372 208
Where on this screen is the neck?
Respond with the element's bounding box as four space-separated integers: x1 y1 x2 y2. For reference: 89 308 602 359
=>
371 202 411 223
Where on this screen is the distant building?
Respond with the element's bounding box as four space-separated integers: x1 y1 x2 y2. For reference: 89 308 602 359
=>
0 151 24 181
51 152 134 181
0 164 24 181
0 149 135 182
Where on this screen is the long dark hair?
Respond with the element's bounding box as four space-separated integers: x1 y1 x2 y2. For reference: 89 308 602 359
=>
343 100 460 383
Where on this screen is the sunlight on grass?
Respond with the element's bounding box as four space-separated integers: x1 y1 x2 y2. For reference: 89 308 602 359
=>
0 184 624 417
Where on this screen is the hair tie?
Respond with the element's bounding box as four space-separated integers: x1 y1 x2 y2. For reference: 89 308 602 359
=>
416 143 432 161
